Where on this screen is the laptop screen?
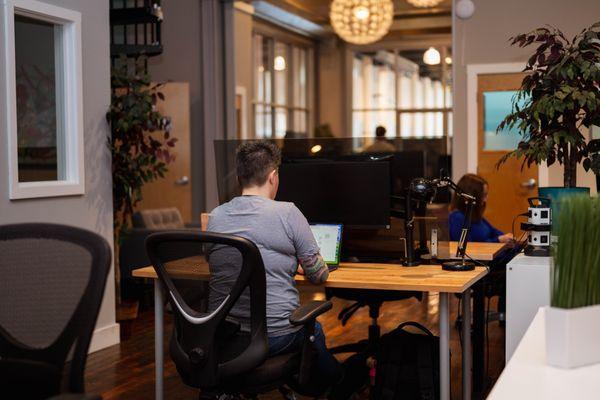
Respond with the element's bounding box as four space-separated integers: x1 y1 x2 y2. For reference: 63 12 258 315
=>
310 224 343 265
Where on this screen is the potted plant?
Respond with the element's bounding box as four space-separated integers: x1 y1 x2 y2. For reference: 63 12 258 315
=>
106 57 177 305
498 22 600 204
546 195 600 368
589 138 600 192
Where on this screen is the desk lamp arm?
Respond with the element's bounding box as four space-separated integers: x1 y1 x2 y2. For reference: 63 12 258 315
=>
435 176 477 259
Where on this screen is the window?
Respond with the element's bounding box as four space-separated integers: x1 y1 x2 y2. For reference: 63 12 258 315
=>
352 48 452 139
3 0 84 199
253 33 313 138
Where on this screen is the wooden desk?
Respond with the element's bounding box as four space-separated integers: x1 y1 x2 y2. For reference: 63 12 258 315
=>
134 257 486 293
133 259 487 400
448 241 507 261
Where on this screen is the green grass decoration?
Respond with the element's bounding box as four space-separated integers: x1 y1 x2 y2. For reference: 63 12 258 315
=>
551 195 600 309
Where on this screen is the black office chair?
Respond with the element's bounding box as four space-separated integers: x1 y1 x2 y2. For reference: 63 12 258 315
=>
0 223 111 400
326 288 421 354
145 231 333 398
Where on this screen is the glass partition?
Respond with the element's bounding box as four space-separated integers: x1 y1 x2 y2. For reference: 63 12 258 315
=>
214 137 450 205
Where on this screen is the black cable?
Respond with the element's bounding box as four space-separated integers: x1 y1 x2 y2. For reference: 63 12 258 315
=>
512 213 528 238
464 252 489 270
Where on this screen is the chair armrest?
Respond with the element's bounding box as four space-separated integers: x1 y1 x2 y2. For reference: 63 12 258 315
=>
289 300 332 326
290 300 332 388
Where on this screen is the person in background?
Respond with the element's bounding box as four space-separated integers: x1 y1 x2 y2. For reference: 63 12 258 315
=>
206 140 343 395
363 125 396 153
449 174 514 243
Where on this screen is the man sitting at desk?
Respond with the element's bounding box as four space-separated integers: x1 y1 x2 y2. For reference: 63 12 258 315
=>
206 140 342 393
363 125 396 153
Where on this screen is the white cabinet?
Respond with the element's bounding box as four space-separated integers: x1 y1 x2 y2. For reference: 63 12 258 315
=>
506 254 551 361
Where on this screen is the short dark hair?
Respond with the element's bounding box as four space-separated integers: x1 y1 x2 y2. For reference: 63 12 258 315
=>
236 140 282 188
375 126 387 137
451 173 488 222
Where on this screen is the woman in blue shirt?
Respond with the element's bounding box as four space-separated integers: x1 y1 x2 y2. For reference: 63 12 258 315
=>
449 174 514 243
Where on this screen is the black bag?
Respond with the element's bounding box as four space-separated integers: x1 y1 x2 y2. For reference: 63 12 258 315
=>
371 321 441 400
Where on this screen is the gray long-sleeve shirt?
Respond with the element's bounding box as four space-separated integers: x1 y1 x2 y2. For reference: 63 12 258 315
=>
206 195 320 337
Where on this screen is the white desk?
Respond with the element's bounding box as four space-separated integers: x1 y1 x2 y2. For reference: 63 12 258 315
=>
488 308 600 400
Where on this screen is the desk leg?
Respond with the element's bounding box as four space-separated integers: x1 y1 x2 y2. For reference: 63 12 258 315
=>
440 292 450 400
462 289 472 400
472 282 485 397
155 281 164 400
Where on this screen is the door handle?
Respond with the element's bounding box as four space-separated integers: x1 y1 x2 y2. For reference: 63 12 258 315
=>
175 176 189 186
521 178 537 189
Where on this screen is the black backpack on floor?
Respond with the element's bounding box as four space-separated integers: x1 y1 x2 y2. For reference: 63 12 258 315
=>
371 321 442 400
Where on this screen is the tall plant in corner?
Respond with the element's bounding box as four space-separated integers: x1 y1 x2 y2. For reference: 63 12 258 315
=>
107 58 176 233
107 58 176 303
497 22 600 187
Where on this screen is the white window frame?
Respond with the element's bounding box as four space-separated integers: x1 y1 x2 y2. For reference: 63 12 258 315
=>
2 0 84 199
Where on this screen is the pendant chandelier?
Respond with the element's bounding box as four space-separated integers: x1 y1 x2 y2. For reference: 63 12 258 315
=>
330 0 394 45
406 0 444 8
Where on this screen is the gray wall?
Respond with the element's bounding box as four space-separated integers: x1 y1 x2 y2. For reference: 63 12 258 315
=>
453 0 600 185
148 0 205 218
0 0 116 342
234 5 253 139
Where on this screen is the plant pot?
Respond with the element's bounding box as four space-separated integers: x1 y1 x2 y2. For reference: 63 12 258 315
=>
545 304 600 368
538 187 590 230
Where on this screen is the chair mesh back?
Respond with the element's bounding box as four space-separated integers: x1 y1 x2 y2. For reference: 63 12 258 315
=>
154 239 211 313
205 243 250 331
0 238 91 348
147 231 269 388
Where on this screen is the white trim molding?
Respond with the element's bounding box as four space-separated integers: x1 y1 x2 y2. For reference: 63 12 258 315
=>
89 323 120 354
2 0 84 199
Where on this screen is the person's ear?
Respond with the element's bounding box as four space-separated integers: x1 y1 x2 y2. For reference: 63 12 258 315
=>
268 169 277 185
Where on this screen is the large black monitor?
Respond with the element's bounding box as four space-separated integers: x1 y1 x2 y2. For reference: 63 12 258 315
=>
214 137 450 204
276 160 391 229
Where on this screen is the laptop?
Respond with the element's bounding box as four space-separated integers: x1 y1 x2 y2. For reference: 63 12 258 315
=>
309 223 343 271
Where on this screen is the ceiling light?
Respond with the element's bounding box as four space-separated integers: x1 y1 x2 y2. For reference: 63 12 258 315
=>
274 56 286 71
456 0 475 19
423 47 441 65
353 5 370 20
330 0 394 45
445 56 452 65
406 0 444 8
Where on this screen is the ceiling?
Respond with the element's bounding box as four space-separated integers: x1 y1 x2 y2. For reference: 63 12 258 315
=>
260 0 452 26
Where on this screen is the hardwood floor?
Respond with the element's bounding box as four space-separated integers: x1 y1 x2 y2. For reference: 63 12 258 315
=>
85 287 505 399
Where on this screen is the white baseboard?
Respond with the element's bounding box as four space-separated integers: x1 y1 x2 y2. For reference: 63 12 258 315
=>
89 323 120 353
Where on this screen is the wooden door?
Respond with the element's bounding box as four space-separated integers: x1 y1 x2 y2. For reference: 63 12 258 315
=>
139 82 192 222
477 73 537 235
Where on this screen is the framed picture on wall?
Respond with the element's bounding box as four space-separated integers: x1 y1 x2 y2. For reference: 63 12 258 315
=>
2 0 84 199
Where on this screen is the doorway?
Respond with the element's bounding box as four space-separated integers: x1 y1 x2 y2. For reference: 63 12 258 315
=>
471 70 538 234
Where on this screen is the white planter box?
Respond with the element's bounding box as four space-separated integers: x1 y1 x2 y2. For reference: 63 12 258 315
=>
545 304 600 368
